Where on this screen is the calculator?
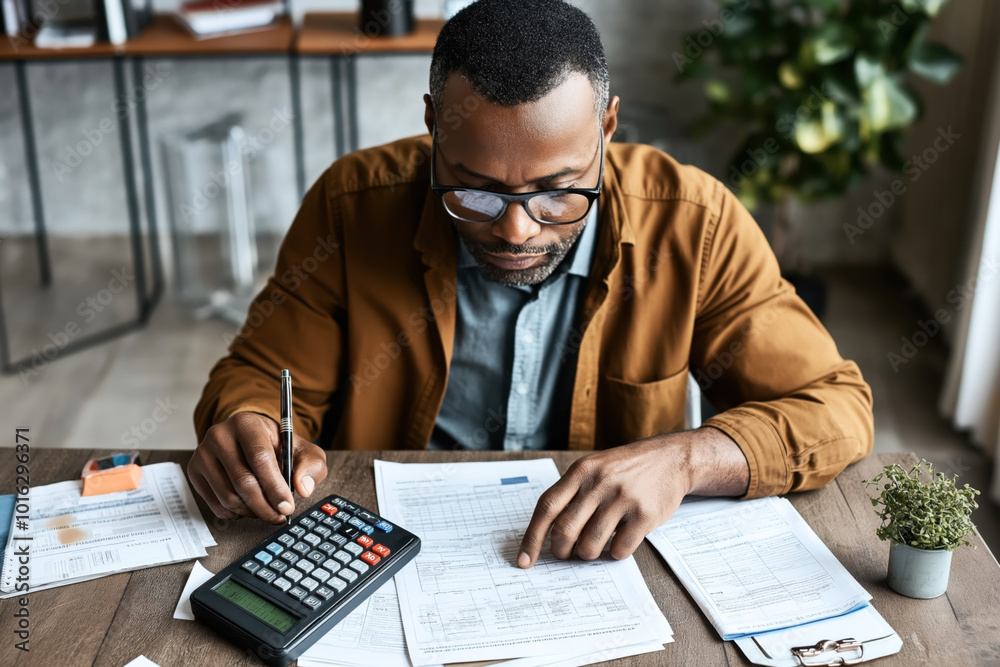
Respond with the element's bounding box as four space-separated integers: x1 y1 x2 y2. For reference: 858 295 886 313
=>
192 495 420 666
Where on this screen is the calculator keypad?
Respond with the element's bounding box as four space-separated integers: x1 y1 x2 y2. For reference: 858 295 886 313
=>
233 496 403 623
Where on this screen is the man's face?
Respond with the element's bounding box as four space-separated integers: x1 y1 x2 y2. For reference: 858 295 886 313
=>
425 73 617 286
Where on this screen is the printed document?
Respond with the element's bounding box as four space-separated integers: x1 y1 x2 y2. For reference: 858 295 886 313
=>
1 462 215 598
374 459 673 666
646 496 871 640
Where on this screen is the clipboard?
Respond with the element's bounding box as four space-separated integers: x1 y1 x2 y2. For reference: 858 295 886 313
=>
734 605 902 666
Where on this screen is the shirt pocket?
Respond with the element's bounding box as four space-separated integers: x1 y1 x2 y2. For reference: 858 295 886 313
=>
597 365 691 448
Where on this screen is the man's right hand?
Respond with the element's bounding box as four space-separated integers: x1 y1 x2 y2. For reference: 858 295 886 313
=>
188 411 329 524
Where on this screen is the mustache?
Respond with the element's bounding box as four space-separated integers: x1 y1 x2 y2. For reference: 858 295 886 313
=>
463 240 563 256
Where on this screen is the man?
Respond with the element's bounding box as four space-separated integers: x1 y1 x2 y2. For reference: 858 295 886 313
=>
190 0 873 569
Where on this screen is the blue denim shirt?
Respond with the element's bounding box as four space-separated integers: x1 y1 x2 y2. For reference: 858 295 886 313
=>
429 207 599 451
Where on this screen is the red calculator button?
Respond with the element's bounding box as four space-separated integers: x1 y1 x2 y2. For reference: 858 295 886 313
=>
372 544 391 557
360 551 381 566
321 503 338 515
357 535 374 548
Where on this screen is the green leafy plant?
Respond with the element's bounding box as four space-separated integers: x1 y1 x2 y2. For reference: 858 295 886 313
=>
676 0 963 210
863 460 980 551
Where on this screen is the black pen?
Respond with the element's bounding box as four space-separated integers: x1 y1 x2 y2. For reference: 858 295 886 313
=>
280 369 294 524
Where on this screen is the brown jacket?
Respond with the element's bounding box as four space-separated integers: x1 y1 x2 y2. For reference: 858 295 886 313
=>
194 135 874 498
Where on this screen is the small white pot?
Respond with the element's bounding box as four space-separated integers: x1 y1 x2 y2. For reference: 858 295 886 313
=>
886 542 953 599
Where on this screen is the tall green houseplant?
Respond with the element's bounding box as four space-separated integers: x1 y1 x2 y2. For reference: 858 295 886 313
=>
676 0 963 213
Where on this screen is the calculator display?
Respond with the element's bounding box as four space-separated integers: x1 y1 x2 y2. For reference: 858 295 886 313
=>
214 578 298 633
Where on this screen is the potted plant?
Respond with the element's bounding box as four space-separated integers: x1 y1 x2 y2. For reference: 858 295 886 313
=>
675 0 963 316
863 460 979 599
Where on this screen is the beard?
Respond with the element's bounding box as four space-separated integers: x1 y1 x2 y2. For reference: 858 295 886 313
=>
454 222 587 287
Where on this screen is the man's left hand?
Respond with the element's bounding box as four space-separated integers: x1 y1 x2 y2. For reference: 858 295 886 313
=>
517 427 749 568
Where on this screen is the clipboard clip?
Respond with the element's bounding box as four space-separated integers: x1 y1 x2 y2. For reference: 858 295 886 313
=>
790 637 864 666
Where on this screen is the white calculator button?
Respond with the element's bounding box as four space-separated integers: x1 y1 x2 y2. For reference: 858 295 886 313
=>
312 568 331 583
284 569 303 583
344 542 363 556
299 577 318 592
334 550 352 564
272 578 292 592
323 559 341 574
328 577 347 592
349 560 369 575
337 568 358 583
295 559 315 574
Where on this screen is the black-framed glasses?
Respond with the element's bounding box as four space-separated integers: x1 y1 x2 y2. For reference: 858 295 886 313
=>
430 130 604 225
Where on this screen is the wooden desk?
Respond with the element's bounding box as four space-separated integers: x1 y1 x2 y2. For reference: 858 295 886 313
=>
1 451 996 666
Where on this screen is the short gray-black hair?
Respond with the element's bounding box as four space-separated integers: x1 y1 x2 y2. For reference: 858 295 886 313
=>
429 0 610 127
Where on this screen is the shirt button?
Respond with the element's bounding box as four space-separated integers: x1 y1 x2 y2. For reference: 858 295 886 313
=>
516 383 529 396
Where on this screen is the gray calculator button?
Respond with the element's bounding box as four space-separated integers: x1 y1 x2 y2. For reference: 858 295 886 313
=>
288 586 307 600
303 595 322 610
299 577 318 592
334 550 352 564
307 550 326 563
295 559 315 574
280 552 299 566
284 568 303 583
328 577 347 592
270 560 288 574
344 542 363 557
256 568 276 583
277 534 295 546
331 498 348 507
329 534 347 546
321 517 342 530
343 502 359 513
292 541 311 555
357 510 380 523
312 568 330 582
335 511 351 522
299 517 316 529
315 586 335 600
349 560 370 575
303 533 321 546
309 510 325 521
337 568 358 583
288 525 306 537
313 526 332 539
241 560 260 574
323 559 341 574
318 542 336 554
273 578 292 592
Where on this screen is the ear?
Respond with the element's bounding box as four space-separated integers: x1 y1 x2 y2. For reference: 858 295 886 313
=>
423 94 436 137
603 95 621 144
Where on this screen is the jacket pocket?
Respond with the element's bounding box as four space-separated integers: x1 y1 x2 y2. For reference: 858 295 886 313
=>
597 366 691 448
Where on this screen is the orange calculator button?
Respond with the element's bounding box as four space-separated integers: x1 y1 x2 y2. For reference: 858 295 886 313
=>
372 544 391 558
321 503 338 515
360 551 381 566
357 535 374 548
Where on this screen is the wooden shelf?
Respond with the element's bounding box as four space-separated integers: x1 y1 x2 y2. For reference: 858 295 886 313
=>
0 14 294 61
297 12 444 55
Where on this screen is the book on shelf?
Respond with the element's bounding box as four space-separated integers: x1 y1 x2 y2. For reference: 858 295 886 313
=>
35 18 96 48
3 0 36 38
92 0 152 44
174 0 282 38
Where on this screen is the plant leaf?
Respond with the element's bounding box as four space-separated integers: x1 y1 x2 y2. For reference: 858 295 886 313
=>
804 23 856 66
863 76 918 132
910 42 963 84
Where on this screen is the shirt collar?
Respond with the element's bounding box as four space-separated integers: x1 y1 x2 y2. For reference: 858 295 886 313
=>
455 204 599 278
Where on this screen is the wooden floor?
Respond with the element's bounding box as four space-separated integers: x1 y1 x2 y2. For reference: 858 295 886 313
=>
1 238 997 552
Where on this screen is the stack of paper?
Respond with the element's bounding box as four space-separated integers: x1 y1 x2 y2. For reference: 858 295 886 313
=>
329 459 673 667
0 462 215 598
645 497 901 666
